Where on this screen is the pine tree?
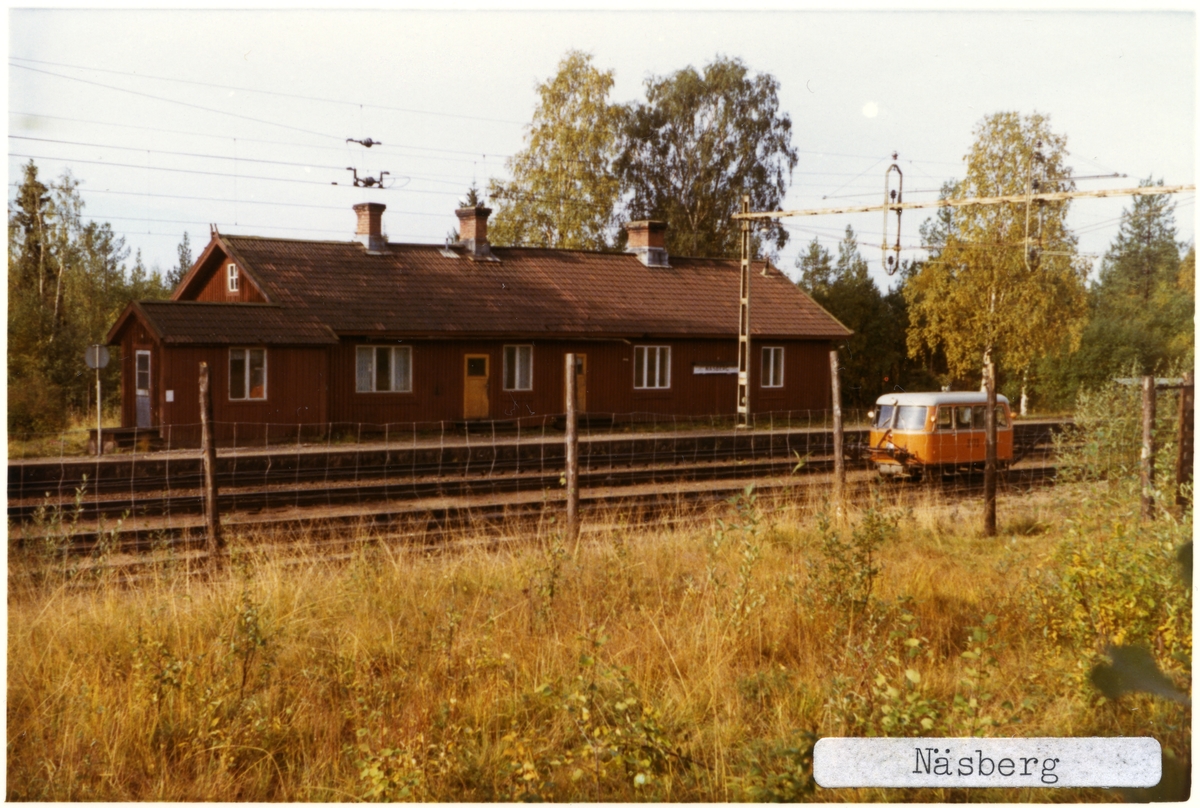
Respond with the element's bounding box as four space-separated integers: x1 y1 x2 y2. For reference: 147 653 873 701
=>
1038 179 1193 404
166 231 193 289
796 228 908 408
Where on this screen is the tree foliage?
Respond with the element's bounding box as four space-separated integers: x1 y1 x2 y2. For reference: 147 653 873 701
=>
488 51 624 250
796 228 917 408
617 56 797 259
1037 179 1194 405
8 160 170 433
905 112 1088 389
166 231 193 290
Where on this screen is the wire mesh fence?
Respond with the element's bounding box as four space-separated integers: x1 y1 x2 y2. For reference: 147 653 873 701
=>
8 407 1083 553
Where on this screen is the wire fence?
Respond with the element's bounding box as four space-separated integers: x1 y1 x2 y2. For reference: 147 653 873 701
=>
8 408 1080 553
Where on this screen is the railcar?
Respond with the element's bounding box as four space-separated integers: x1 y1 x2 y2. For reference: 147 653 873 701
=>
867 391 1013 477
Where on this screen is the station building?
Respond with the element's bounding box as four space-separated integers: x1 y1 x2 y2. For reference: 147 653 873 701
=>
107 204 851 439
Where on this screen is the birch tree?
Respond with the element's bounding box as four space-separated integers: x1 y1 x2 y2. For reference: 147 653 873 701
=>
488 51 624 250
617 56 797 259
905 112 1088 391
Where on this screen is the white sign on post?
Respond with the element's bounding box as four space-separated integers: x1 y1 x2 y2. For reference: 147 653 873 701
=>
85 345 110 369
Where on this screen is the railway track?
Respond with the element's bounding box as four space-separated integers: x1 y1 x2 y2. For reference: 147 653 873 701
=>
9 421 1064 555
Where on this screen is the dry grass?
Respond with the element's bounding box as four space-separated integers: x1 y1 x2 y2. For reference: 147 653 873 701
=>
7 409 121 459
7 481 1191 801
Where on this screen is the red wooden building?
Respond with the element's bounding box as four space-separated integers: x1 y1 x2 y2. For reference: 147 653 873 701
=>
106 204 851 441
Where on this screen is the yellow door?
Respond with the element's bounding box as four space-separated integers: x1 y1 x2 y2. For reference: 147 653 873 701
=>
464 354 490 419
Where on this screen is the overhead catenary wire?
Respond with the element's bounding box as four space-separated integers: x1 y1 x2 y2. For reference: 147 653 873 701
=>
5 185 453 219
9 56 529 127
9 135 483 190
85 213 433 240
7 152 459 196
11 63 345 142
10 110 514 163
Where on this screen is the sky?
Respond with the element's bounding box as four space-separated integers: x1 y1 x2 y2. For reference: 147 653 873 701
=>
7 6 1196 293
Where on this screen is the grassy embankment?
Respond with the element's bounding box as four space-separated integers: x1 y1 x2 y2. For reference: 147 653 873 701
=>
7 478 1190 801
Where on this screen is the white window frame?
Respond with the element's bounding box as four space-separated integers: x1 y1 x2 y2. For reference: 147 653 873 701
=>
634 345 671 390
135 350 152 395
503 345 534 391
229 347 267 401
761 346 784 388
356 345 413 393
227 263 239 293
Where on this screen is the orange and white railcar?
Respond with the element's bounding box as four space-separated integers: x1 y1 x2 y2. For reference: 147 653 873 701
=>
867 391 1013 477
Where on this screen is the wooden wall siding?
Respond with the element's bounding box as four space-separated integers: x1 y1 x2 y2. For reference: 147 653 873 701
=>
327 338 833 424
119 324 160 429
123 338 833 431
115 293 329 433
124 345 329 431
192 259 266 303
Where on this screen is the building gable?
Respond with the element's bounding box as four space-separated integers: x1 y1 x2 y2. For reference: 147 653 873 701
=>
173 236 269 304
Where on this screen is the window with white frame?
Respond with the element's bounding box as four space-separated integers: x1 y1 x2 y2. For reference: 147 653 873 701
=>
503 345 533 391
356 345 412 393
761 346 784 388
229 348 266 400
634 346 671 389
227 263 239 292
135 351 151 394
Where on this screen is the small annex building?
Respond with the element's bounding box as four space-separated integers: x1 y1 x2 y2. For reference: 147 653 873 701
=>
106 203 851 442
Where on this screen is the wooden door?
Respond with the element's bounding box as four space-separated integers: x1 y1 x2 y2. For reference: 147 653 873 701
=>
569 353 587 413
463 354 490 419
135 350 152 428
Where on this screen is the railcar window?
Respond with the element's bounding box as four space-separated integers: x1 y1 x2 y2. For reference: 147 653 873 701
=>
956 406 973 429
936 407 952 430
895 406 928 431
972 406 986 429
996 406 1009 428
874 405 895 429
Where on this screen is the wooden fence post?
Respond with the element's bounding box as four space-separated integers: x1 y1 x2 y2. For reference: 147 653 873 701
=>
199 362 225 564
829 349 844 514
1141 374 1156 520
983 353 997 537
565 353 580 543
1177 372 1194 508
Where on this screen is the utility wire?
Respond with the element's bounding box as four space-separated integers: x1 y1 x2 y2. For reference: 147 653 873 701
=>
11 63 343 142
5 184 453 218
7 152 462 196
11 134 348 172
10 56 528 126
10 110 513 162
10 135 480 189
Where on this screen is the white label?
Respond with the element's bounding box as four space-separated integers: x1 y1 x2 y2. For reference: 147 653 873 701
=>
165 390 174 402
693 365 738 375
813 737 1160 788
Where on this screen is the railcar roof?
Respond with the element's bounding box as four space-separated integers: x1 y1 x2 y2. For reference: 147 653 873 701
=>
872 391 1010 407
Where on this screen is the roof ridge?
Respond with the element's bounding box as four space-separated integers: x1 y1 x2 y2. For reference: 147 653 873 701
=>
140 300 284 308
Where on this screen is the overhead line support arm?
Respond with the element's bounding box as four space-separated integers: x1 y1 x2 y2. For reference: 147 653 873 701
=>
732 184 1196 220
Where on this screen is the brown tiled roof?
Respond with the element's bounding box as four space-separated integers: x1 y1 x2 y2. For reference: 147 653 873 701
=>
214 236 852 340
130 301 337 345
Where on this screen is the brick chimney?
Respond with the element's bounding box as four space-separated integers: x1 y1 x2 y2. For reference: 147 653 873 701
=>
353 202 387 252
456 206 493 259
625 220 669 267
